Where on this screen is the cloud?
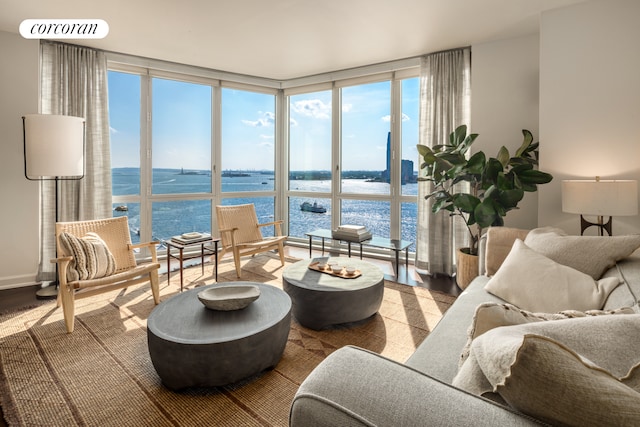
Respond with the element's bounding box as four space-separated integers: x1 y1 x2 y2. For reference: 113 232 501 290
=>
291 99 331 119
242 111 275 127
260 134 274 140
381 113 411 122
342 104 353 113
109 126 118 134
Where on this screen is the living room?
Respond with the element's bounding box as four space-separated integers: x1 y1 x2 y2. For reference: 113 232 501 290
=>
2 0 640 291
0 0 639 425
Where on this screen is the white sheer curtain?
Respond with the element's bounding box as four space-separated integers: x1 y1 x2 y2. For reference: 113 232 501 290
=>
415 47 471 276
37 41 112 281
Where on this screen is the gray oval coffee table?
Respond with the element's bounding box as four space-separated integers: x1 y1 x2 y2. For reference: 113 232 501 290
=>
147 282 291 390
282 257 384 330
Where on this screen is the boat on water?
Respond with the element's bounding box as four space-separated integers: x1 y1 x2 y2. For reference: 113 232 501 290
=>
114 205 128 212
300 201 327 213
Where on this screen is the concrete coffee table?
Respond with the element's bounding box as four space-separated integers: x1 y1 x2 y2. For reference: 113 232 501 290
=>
282 257 384 330
147 282 291 390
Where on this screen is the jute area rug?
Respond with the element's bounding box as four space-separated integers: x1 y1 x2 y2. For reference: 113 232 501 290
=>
0 253 456 427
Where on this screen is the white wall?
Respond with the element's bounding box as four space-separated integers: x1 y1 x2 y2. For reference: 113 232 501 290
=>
539 0 640 235
471 33 542 231
0 31 40 289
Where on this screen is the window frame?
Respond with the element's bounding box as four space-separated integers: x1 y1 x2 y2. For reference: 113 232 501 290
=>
108 56 420 261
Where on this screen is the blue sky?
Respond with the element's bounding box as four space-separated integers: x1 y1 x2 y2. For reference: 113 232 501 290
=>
108 71 419 172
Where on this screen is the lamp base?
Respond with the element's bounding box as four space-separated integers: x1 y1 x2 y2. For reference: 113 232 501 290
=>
580 215 612 236
36 282 58 299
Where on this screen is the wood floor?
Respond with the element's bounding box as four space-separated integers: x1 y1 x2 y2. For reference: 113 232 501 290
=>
0 245 460 426
0 245 461 314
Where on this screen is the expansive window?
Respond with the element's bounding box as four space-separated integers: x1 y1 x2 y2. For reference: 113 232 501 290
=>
286 76 419 251
340 81 391 195
152 78 212 195
400 77 420 251
109 70 217 244
288 90 333 238
109 70 142 243
221 87 276 192
109 58 420 261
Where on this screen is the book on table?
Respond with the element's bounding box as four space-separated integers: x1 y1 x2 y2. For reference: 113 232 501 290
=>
170 232 212 245
332 225 372 242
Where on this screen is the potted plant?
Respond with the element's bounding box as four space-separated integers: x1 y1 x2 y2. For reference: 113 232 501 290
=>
417 125 553 287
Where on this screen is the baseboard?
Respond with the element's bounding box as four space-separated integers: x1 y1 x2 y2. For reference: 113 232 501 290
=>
0 273 40 291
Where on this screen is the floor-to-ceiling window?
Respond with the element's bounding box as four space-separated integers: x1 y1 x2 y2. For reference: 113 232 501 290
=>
108 57 419 261
285 74 419 252
109 68 217 244
109 70 143 243
220 86 277 236
400 77 419 251
287 89 333 238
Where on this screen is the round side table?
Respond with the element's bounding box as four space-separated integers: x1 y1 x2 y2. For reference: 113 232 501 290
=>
282 257 384 330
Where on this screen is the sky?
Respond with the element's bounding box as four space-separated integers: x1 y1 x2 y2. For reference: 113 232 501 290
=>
108 71 419 172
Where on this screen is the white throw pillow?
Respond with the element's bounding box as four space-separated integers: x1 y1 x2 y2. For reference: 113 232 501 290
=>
524 226 640 279
484 239 621 312
453 315 640 427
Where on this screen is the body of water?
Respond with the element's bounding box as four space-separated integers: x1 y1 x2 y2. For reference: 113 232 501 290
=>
112 168 417 250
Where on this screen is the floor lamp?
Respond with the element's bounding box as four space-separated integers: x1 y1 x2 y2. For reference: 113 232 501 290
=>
23 114 85 299
562 177 638 236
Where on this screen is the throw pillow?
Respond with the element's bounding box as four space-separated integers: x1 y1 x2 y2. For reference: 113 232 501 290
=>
59 231 117 282
524 226 640 279
459 302 635 367
453 315 640 426
484 239 621 312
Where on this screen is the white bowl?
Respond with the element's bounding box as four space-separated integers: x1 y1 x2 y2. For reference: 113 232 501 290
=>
317 262 327 270
198 285 260 311
331 265 343 274
345 266 356 275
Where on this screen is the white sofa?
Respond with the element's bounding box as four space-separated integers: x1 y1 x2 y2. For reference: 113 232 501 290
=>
289 227 640 426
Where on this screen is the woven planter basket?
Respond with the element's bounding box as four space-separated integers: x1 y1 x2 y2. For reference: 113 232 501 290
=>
456 248 479 290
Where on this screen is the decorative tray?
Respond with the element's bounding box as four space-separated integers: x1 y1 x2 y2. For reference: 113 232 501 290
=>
308 261 362 279
197 285 260 311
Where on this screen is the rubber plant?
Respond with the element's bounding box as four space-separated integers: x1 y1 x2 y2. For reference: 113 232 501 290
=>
417 125 553 256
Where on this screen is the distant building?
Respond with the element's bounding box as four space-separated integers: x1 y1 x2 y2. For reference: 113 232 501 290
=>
381 131 416 185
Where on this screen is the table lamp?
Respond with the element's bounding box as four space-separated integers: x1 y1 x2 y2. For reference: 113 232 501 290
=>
562 177 638 236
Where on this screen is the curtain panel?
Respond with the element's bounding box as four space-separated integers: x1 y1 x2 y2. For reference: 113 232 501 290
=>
37 41 112 282
415 47 471 276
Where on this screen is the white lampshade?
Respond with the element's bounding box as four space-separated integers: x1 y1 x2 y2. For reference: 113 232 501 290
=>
562 179 638 217
23 114 85 179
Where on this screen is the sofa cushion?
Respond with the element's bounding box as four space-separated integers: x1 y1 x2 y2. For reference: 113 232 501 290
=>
59 231 117 282
484 227 530 276
485 239 621 312
453 315 640 426
524 226 640 279
459 302 634 367
405 276 505 384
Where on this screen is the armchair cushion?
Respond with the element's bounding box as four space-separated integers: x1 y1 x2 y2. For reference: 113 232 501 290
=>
59 231 117 281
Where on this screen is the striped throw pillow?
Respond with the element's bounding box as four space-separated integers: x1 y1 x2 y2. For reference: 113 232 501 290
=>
59 232 117 282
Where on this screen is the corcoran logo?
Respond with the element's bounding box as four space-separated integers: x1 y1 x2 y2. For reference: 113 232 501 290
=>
20 19 109 39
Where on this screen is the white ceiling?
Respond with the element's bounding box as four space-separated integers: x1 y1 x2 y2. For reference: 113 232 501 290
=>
0 0 586 80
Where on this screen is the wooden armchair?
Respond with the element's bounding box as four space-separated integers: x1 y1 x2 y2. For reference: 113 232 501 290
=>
216 204 286 278
53 216 160 333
